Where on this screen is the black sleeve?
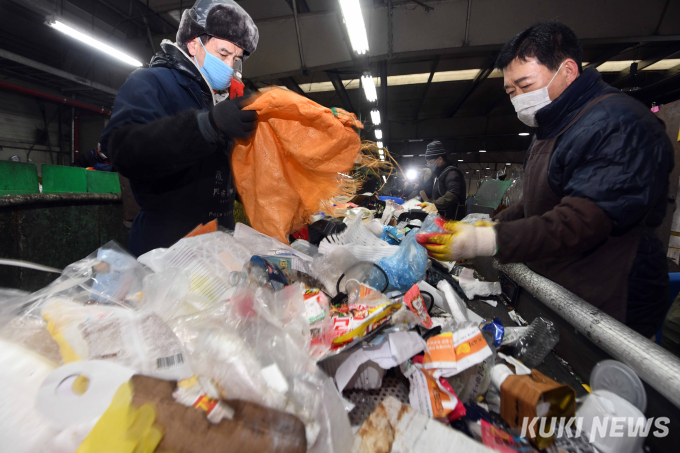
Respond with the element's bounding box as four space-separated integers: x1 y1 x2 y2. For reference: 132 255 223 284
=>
109 110 220 181
434 169 462 209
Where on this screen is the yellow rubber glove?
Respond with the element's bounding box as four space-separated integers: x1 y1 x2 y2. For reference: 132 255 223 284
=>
419 202 438 214
416 220 497 261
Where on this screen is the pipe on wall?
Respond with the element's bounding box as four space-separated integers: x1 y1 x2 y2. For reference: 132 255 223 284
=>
0 81 112 116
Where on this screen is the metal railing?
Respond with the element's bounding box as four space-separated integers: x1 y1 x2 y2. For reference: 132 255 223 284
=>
496 262 680 409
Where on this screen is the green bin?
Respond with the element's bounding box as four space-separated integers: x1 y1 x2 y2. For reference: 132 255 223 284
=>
0 161 40 196
86 171 121 194
42 164 87 194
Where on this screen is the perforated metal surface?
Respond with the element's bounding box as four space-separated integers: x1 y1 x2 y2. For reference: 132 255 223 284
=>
344 372 410 427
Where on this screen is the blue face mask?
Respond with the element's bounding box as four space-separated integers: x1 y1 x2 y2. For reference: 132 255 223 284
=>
194 38 233 91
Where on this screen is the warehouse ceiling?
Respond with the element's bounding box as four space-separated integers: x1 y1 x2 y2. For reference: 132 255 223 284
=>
2 0 680 177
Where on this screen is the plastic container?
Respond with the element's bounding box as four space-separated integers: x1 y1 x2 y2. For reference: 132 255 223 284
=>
577 390 646 453
41 164 87 194
511 317 559 369
0 161 39 196
590 360 647 413
86 170 121 194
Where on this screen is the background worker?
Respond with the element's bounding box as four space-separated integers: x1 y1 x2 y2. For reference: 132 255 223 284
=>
100 0 259 256
420 140 467 219
417 22 674 338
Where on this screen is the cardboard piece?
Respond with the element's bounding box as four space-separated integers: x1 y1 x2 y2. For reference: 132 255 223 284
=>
130 375 307 453
500 370 576 449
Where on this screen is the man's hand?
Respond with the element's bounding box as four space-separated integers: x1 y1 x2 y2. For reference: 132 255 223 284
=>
209 96 258 140
416 221 497 261
419 202 438 214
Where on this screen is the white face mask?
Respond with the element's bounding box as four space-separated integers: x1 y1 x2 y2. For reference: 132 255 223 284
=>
510 62 564 127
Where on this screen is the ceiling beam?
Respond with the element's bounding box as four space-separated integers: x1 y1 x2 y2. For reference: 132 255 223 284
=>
447 54 496 118
629 71 680 104
611 42 680 87
0 48 118 96
279 77 305 96
326 70 355 113
412 55 440 121
285 0 311 14
583 43 637 70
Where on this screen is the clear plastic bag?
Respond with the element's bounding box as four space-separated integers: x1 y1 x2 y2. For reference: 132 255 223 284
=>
419 212 443 233
40 297 192 380
311 248 360 297
17 241 148 313
234 223 314 274
140 231 252 311
172 285 353 453
0 242 150 364
377 229 428 292
138 268 191 322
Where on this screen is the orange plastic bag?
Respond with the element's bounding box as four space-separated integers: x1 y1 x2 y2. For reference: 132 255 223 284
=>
232 88 363 243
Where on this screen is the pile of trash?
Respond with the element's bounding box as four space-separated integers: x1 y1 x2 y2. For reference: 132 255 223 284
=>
0 203 651 453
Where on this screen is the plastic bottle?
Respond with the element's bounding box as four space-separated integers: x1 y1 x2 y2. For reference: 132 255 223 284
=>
484 364 513 412
511 317 559 369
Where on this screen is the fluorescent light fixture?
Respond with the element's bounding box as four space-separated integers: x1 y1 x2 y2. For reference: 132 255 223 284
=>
406 169 418 181
338 0 369 55
377 141 384 148
402 155 414 157
644 58 680 71
458 159 463 162
382 175 387 183
362 74 378 102
48 20 142 67
374 129 383 140
486 167 490 170
371 109 381 125
476 169 480 171
479 150 486 153
519 132 530 136
596 60 637 72
465 171 469 174
506 163 511 166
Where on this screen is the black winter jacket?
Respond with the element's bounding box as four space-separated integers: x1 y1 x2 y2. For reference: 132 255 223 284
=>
100 41 234 256
432 165 467 220
495 68 674 337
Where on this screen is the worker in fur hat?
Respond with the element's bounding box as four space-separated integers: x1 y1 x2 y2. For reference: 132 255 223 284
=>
100 0 259 256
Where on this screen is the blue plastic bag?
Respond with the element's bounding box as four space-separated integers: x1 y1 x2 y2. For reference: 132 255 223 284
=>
380 225 404 245
377 229 428 292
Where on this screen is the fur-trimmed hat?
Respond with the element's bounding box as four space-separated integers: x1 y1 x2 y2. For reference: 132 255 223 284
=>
177 0 259 58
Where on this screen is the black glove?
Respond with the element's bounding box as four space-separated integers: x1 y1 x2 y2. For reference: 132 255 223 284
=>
208 96 258 140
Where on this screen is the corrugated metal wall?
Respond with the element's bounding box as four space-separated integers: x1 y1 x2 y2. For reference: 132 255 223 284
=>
0 90 67 172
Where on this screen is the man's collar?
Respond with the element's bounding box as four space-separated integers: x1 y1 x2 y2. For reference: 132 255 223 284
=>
534 68 604 138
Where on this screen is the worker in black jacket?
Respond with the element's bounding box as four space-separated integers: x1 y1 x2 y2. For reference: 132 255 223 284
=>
421 141 467 220
417 22 674 337
99 0 258 256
